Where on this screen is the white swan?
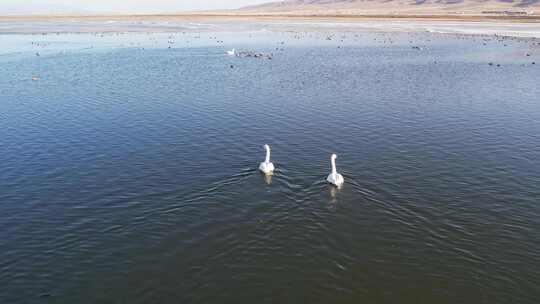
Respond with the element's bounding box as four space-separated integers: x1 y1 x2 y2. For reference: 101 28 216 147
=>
259 144 275 175
327 153 344 187
227 48 236 56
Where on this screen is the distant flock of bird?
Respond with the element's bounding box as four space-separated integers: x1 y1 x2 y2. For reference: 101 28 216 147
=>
259 144 344 187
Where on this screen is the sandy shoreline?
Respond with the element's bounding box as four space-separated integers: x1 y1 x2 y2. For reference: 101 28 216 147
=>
1 13 540 22
1 14 540 38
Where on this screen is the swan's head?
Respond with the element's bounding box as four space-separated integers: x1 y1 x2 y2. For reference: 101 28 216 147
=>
331 153 337 160
264 144 270 150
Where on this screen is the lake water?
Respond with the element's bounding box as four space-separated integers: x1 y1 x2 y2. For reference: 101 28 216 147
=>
1 24 540 303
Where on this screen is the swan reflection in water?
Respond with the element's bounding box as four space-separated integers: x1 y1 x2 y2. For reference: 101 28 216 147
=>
263 173 272 185
328 184 341 208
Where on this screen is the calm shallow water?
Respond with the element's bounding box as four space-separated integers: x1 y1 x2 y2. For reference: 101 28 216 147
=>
1 27 540 303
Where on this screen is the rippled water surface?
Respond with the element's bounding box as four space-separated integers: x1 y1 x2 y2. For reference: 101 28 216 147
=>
1 27 540 303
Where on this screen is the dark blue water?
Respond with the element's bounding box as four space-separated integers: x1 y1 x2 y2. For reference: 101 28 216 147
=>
1 29 540 303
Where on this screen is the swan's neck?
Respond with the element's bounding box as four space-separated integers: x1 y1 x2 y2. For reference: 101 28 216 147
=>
265 146 271 163
331 157 337 176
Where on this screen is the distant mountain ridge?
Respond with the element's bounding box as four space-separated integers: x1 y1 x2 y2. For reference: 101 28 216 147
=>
241 0 540 15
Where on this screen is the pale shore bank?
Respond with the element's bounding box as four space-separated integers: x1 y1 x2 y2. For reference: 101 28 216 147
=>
1 14 540 38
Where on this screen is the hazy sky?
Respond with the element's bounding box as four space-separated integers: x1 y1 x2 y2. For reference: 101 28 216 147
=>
0 0 271 14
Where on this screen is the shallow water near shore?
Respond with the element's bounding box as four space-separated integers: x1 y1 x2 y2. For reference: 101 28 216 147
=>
1 26 540 303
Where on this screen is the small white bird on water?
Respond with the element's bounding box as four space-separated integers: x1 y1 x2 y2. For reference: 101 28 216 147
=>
327 153 344 187
227 48 236 56
259 144 275 175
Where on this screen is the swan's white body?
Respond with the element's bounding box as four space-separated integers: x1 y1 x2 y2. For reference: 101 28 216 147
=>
227 48 236 56
259 144 275 175
326 154 344 187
